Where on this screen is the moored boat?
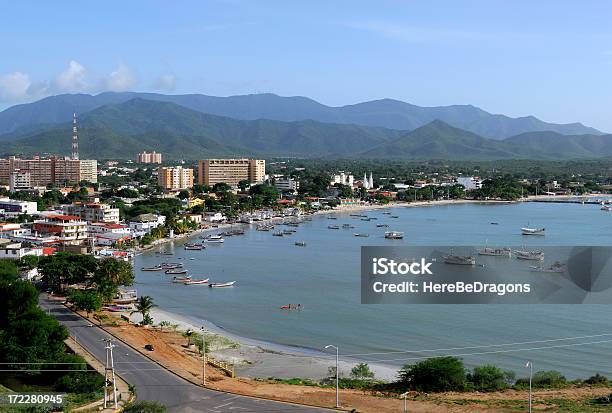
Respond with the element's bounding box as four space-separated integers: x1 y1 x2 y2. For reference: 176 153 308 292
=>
272 231 284 236
209 281 236 288
328 225 340 230
165 268 188 275
515 249 544 261
172 276 192 283
295 241 307 247
203 235 225 243
521 226 545 236
444 255 476 265
141 265 163 271
385 231 404 239
185 278 210 285
354 233 369 237
478 247 512 257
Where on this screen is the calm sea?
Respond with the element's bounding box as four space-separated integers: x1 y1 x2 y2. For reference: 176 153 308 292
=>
134 202 612 379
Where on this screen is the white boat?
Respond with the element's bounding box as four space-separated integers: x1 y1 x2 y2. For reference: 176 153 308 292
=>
444 255 476 265
185 278 209 285
385 231 404 239
328 225 340 230
354 233 369 237
601 202 612 211
165 268 188 275
203 235 225 243
141 265 163 271
295 241 307 247
521 226 545 236
272 231 284 237
515 249 544 261
172 276 192 283
209 281 236 288
478 247 512 257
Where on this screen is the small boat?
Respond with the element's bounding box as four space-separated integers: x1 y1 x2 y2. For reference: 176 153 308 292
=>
382 211 391 215
478 247 512 257
165 268 188 275
444 255 476 265
490 222 499 225
141 265 163 271
515 249 544 261
256 224 272 231
390 215 399 218
203 235 225 243
272 231 284 237
327 217 338 220
342 224 355 229
185 278 210 285
385 231 404 239
521 226 545 236
376 224 389 228
328 225 340 230
172 276 192 283
282 230 294 235
209 281 236 288
295 241 307 247
113 298 137 305
530 261 565 273
354 233 369 237
184 245 203 250
159 252 174 256
601 202 612 211
161 262 183 269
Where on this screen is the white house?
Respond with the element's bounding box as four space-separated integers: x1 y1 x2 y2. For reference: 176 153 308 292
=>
203 212 226 223
129 213 166 237
0 239 42 260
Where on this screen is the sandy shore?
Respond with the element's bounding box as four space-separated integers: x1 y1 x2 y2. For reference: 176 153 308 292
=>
136 307 399 381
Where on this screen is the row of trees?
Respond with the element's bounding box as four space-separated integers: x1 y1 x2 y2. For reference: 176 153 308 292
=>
0 260 103 397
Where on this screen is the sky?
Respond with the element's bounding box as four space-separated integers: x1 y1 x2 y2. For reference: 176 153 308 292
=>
1 0 611 131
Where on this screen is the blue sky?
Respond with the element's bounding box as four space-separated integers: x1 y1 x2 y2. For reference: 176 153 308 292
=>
1 0 611 131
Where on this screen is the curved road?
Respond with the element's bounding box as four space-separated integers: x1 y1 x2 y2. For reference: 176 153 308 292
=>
41 297 333 413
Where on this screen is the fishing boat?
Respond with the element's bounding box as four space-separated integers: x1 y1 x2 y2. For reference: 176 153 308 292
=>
327 216 338 220
390 215 399 218
444 255 476 265
354 233 369 237
295 241 307 247
530 261 565 273
184 244 203 251
478 247 512 257
202 235 225 243
185 278 210 285
160 262 183 269
141 265 163 271
601 202 612 211
272 231 284 237
165 268 188 275
282 230 294 235
514 249 544 261
376 224 389 228
113 298 137 305
385 231 404 239
328 225 340 230
256 224 272 231
172 276 192 283
382 211 391 215
342 224 355 229
521 226 545 236
209 281 236 288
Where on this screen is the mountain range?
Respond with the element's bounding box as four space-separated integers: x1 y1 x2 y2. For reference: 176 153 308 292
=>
0 94 610 161
0 91 602 139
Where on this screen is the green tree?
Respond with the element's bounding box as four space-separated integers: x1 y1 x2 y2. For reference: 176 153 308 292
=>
177 189 191 200
350 362 375 380
467 364 508 392
397 357 466 392
131 296 154 325
70 290 102 317
238 180 251 192
92 258 135 300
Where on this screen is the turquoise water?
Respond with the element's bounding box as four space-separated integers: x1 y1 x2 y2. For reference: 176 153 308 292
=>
134 202 612 378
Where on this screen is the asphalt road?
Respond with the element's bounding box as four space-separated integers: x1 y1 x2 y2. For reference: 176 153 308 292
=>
40 296 333 413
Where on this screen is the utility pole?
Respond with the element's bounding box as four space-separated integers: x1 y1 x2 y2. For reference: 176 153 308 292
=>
104 339 118 409
525 361 532 413
202 335 207 386
401 391 408 412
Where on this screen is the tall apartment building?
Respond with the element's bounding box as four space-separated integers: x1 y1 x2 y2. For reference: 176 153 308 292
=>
63 202 120 224
9 171 31 192
137 151 163 164
0 156 98 186
157 166 194 191
197 159 266 187
32 214 88 245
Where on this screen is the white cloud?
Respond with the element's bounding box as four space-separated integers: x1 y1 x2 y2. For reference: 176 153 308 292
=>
104 64 136 92
0 61 142 105
152 74 177 92
53 60 89 92
0 72 32 102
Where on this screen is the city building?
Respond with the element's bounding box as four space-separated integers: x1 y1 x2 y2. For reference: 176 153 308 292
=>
197 159 266 187
274 177 300 192
32 214 88 244
88 223 132 246
63 202 120 224
0 156 98 186
137 151 163 164
361 172 375 190
9 171 31 192
0 198 38 217
157 166 194 191
456 176 483 190
0 239 42 260
129 213 166 237
331 172 354 187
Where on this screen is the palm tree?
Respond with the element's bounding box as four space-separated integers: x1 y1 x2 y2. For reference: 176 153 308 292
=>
131 295 154 325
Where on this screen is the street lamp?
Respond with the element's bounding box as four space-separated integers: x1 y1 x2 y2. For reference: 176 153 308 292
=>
524 361 533 413
324 344 339 408
400 391 408 413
